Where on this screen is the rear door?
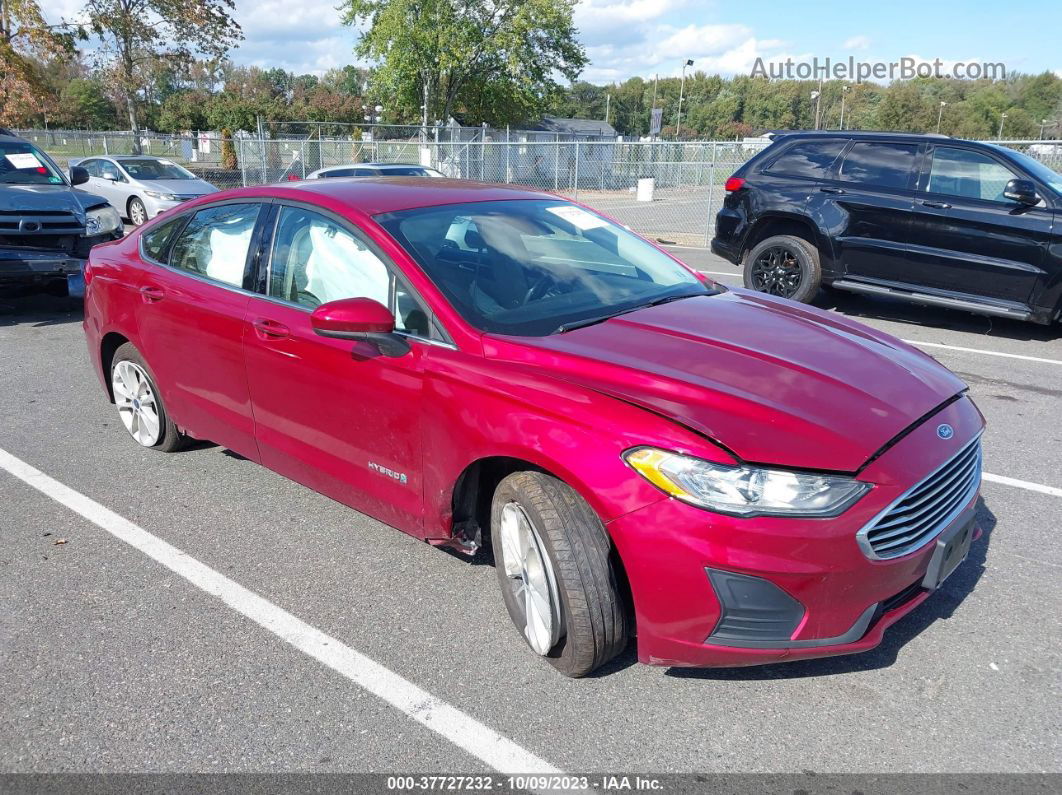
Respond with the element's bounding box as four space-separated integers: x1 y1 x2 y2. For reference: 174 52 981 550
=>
134 201 268 458
904 144 1051 305
821 140 921 282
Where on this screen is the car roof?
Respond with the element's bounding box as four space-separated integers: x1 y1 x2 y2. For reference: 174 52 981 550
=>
210 177 555 215
318 163 437 171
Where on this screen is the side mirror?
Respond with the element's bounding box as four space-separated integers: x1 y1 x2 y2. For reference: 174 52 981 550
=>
70 166 89 186
1003 178 1040 206
310 297 410 357
101 169 119 182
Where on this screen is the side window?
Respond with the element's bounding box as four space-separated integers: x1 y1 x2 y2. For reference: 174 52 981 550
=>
927 147 1018 202
838 142 918 190
141 215 186 262
267 206 432 338
764 140 846 178
81 159 100 177
168 203 261 288
323 168 356 177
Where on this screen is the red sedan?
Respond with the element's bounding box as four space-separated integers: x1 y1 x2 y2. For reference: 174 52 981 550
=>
82 178 985 676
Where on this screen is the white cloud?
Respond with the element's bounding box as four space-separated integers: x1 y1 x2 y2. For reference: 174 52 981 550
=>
842 35 871 51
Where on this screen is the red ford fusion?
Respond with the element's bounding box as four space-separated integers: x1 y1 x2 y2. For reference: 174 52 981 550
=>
82 178 984 677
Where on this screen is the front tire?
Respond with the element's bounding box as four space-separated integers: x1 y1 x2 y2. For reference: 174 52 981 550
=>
743 234 822 303
110 342 186 452
491 472 629 677
128 197 148 226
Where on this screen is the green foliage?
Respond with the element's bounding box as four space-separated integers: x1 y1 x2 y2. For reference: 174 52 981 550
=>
339 0 586 125
220 127 237 170
56 78 117 128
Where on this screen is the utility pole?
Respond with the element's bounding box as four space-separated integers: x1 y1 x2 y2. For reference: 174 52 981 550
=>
675 59 694 139
937 101 947 134
812 76 823 130
604 92 611 126
839 85 850 130
650 74 658 139
998 112 1007 140
1040 119 1048 140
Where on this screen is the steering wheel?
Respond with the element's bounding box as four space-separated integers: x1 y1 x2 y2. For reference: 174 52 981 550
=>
524 272 559 304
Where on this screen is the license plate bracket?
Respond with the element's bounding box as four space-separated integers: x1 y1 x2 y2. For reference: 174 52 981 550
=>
921 514 975 591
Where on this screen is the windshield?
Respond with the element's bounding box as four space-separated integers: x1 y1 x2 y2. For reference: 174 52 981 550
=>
998 147 1062 196
0 141 66 185
117 158 196 180
376 199 711 336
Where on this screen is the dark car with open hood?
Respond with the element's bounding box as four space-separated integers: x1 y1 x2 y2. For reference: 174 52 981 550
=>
0 129 123 299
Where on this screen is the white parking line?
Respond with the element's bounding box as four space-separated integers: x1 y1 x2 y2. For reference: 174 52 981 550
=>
902 340 1062 366
0 447 560 777
982 472 1062 498
700 270 740 277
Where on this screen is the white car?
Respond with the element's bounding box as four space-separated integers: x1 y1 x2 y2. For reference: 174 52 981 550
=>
305 163 445 179
71 156 219 225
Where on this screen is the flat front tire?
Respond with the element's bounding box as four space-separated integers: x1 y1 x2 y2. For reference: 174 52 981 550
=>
743 234 822 303
110 342 186 452
491 472 629 677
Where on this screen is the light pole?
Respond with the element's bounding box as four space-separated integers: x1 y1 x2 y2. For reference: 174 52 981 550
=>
604 92 611 126
936 101 947 134
998 112 1007 140
675 58 694 139
839 85 850 130
1041 119 1048 140
810 90 821 130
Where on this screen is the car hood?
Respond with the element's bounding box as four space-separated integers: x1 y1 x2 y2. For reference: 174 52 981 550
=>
136 178 217 195
0 183 108 215
485 289 966 472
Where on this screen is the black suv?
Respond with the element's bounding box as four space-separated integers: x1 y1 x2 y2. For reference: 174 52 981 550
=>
711 131 1062 324
0 129 123 299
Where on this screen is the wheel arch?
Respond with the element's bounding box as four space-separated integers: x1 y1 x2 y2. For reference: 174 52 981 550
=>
741 213 825 261
100 331 131 402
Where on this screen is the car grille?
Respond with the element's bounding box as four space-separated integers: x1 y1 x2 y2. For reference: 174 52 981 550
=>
858 435 982 560
173 194 201 201
0 209 84 236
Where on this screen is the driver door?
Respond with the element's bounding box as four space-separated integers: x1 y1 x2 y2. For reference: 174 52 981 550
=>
242 203 435 535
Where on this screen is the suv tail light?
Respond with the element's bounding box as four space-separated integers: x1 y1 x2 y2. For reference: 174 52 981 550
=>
724 176 745 192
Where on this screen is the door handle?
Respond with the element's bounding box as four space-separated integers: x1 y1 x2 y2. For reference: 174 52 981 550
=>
139 285 165 303
917 199 952 209
819 186 846 194
252 318 290 340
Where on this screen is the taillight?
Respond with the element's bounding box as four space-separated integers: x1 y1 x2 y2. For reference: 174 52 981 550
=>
724 176 745 192
286 174 301 181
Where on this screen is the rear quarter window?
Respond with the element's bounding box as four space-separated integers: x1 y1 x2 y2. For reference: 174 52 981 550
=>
763 140 847 178
837 142 918 190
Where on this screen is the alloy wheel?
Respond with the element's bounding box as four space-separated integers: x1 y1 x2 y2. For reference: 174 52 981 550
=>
112 360 162 446
130 200 147 226
750 245 803 298
498 502 562 655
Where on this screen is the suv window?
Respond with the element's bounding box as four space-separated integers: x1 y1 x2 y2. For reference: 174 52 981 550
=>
141 215 187 262
927 147 1018 202
764 140 846 178
168 203 261 287
267 206 432 338
838 142 918 190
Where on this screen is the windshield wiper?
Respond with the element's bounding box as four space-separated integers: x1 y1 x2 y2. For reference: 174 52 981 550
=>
552 290 706 334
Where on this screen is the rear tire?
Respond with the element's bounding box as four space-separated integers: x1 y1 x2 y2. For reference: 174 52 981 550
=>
491 471 629 677
110 342 186 452
743 234 822 303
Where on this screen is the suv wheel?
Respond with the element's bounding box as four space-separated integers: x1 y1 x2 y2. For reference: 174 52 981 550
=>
743 234 822 303
491 472 629 677
110 342 186 452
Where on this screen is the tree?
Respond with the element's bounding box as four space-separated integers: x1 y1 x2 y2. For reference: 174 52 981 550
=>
57 77 118 128
80 0 242 150
340 0 586 126
0 0 77 125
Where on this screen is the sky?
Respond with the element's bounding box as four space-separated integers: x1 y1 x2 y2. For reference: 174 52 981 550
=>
45 0 1062 84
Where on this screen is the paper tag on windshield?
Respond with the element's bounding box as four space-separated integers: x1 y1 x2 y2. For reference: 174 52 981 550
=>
6 152 43 169
546 205 607 230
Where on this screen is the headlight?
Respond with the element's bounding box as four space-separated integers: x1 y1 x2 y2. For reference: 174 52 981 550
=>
145 190 177 201
85 205 122 236
624 447 870 517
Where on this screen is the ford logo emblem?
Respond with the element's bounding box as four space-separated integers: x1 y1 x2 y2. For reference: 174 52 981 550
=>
937 424 954 440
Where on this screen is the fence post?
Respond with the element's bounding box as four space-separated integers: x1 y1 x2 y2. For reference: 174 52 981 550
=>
239 137 248 187
505 126 510 183
704 141 718 246
573 141 580 201
553 142 560 191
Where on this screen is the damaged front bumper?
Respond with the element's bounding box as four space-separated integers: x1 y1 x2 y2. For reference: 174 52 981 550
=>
0 247 87 298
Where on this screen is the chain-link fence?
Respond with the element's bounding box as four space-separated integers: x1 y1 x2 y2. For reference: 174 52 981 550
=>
15 128 1062 246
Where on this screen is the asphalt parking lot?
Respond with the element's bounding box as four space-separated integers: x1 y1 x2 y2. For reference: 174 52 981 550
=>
1 251 1060 777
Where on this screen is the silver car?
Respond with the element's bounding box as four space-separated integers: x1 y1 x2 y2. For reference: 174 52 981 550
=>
70 156 218 226
305 162 444 179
